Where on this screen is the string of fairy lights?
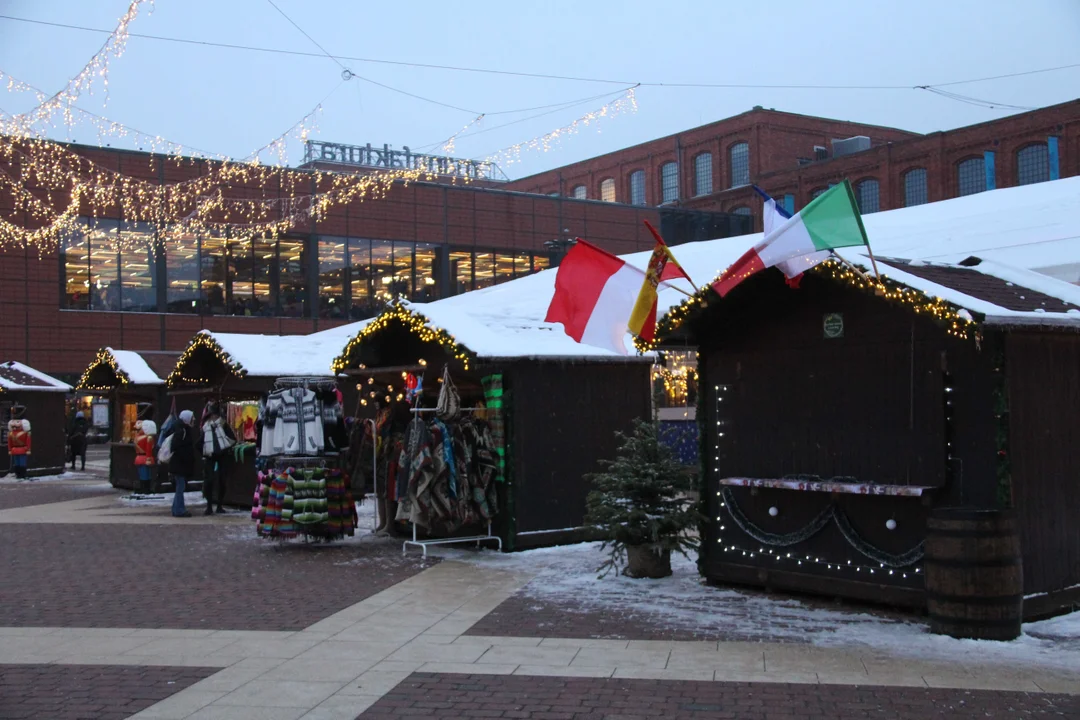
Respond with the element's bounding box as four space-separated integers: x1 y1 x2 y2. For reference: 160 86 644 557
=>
0 2 639 253
637 257 982 353
76 347 133 391
332 303 473 374
166 332 245 387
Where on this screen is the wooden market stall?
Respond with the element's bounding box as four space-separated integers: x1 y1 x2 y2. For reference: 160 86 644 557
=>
166 323 365 507
0 361 72 477
333 288 654 552
76 348 197 492
655 255 1080 621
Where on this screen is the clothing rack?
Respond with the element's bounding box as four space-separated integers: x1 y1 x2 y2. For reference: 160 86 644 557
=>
274 376 337 391
403 522 501 557
401 406 501 556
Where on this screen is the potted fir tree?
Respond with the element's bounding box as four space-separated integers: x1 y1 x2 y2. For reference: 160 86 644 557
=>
585 418 700 578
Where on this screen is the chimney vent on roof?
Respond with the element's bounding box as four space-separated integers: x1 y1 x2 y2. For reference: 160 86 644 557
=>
831 136 871 157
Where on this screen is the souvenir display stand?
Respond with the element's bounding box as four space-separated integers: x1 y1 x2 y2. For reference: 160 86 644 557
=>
0 361 73 478
76 349 194 492
400 406 503 557
333 303 653 552
252 376 358 542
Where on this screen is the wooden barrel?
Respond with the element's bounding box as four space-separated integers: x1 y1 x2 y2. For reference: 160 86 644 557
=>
924 508 1023 641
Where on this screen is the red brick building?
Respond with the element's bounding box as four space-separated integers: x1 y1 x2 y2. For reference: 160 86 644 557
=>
504 101 1080 230
0 142 748 380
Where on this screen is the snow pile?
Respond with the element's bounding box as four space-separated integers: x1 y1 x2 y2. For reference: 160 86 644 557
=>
107 349 166 385
436 541 1080 673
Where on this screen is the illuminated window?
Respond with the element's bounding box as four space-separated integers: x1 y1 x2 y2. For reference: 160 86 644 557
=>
200 231 227 316
165 231 199 313
371 240 395 306
317 239 346 319
86 219 121 312
630 170 646 205
572 185 587 200
413 243 438 302
474 251 496 290
533 255 551 273
495 252 515 284
903 168 928 207
693 153 713 196
957 157 986 196
278 238 306 317
61 227 91 310
660 162 678 204
252 238 276 316
729 142 750 187
600 178 615 202
118 222 157 312
348 238 371 318
450 250 473 295
1017 143 1050 185
856 179 880 214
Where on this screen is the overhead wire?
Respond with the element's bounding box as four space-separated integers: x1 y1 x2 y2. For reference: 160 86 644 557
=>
2 13 1078 93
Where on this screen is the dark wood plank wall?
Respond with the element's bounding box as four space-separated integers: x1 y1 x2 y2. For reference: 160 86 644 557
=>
1007 332 1080 595
509 361 652 534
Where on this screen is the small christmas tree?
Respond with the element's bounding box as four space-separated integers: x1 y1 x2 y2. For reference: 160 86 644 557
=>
585 418 700 578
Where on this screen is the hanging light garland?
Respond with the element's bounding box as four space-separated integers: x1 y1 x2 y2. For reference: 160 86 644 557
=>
77 347 131 391
332 303 473 374
651 351 697 406
166 332 246 387
638 258 981 353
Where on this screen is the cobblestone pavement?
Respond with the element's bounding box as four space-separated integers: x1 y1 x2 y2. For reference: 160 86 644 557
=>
0 480 115 511
465 584 911 643
0 523 436 630
356 673 1080 719
0 664 216 720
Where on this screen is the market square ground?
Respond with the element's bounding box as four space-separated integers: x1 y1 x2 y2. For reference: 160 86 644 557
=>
1 473 1078 720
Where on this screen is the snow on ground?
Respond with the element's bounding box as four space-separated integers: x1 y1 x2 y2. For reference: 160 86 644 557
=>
433 541 1080 673
119 491 207 508
0 470 99 484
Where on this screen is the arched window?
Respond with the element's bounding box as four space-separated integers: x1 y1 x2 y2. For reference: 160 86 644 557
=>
729 142 750 187
660 162 679 204
957 157 986 196
903 168 928 207
810 187 827 200
629 170 646 206
855 179 880 214
731 206 752 216
1017 143 1050 185
600 178 616 202
571 185 587 200
693 153 713 196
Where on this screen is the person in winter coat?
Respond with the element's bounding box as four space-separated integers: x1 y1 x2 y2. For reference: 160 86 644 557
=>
201 402 236 515
68 411 88 471
169 410 197 518
133 419 157 495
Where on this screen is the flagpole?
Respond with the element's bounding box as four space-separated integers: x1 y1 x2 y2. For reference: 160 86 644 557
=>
642 219 700 293
864 242 884 283
831 251 873 283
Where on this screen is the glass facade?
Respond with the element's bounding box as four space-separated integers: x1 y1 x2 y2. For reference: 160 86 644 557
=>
600 178 615 202
660 162 679 204
1017 143 1050 185
60 218 552 319
903 168 928 207
957 157 986 196
856 179 880 214
693 153 713 196
629 170 646 205
61 219 158 312
729 142 750 187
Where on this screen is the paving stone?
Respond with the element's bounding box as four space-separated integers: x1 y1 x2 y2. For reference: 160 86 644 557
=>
355 672 1080 719
0 663 216 720
0 524 435 630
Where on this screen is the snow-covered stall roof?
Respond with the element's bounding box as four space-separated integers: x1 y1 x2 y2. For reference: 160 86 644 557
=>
0 361 72 393
78 348 169 390
169 321 370 385
337 179 1080 365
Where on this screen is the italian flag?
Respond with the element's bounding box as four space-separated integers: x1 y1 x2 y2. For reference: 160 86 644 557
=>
712 180 869 297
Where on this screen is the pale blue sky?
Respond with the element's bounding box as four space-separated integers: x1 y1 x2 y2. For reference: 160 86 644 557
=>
1 0 1078 179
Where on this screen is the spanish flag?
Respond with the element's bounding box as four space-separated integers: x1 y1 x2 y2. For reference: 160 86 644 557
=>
627 221 696 343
